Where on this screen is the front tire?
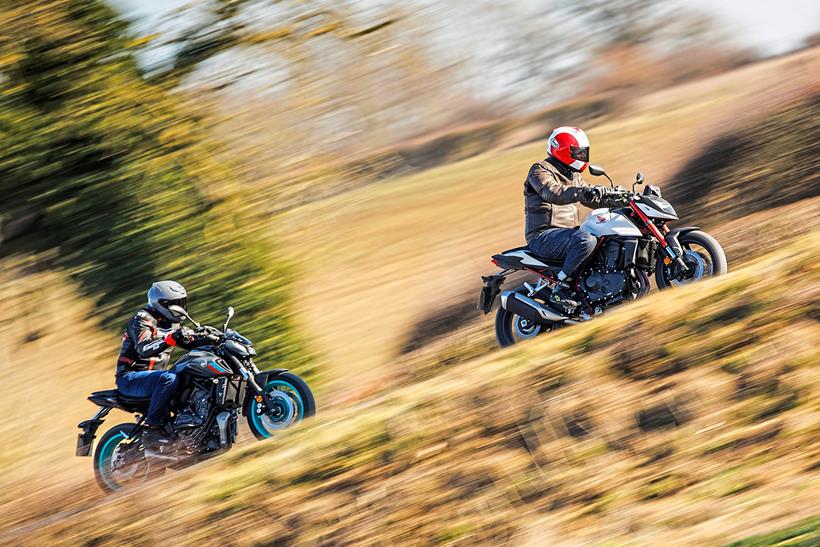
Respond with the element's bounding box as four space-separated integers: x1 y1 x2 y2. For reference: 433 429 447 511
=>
247 372 316 440
656 230 727 289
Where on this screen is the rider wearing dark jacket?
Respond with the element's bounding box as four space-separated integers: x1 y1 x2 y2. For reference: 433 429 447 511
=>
525 127 621 310
116 281 199 449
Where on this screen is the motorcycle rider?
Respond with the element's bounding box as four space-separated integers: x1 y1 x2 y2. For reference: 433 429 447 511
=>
524 126 622 312
116 280 204 451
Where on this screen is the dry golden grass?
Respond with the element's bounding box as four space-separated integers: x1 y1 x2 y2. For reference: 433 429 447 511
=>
273 47 820 395
2 236 817 546
0 254 115 497
0 47 818 546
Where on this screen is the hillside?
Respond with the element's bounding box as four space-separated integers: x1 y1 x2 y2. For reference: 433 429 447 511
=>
2 237 817 545
0 40 817 546
272 47 819 394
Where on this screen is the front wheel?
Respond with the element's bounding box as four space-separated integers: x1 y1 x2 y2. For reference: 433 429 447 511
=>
246 372 316 440
656 230 727 289
93 423 163 493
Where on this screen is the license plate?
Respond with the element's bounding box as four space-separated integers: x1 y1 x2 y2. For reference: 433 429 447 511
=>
478 275 505 314
76 433 92 457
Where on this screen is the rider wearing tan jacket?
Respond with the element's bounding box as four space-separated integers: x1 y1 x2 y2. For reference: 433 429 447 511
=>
524 127 619 311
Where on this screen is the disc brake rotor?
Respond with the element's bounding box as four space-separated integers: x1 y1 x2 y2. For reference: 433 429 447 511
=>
670 249 706 287
259 389 297 431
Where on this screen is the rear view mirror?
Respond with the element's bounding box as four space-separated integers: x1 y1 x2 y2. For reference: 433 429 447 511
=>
169 305 200 328
588 164 606 177
224 306 235 331
635 172 645 184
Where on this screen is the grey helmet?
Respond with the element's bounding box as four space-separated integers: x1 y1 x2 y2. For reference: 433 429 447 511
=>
146 280 188 322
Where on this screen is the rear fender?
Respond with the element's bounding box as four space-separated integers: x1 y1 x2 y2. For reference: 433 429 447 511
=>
76 407 111 457
478 273 506 314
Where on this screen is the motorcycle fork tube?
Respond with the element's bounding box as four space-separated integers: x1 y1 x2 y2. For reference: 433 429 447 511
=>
225 353 277 412
630 200 687 270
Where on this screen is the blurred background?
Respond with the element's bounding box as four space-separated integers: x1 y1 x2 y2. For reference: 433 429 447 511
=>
0 0 818 544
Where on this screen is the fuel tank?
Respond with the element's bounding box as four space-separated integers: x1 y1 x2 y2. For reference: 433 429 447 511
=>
580 208 642 238
173 350 232 377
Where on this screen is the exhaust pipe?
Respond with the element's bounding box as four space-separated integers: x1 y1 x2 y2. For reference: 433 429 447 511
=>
500 290 568 323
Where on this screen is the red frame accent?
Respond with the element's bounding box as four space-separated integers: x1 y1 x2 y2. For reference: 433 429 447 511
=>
630 199 668 247
206 363 229 375
524 267 556 282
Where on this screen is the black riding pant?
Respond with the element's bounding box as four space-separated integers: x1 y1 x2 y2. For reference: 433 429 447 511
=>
528 228 597 278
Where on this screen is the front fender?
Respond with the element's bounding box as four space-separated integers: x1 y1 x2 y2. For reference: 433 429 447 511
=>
254 369 288 386
668 226 700 237
243 368 288 409
665 226 700 256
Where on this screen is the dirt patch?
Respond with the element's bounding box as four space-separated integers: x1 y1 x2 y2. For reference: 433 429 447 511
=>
398 296 481 355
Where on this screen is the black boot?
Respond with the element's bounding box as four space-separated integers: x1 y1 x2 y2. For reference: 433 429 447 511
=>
549 281 580 314
142 425 172 454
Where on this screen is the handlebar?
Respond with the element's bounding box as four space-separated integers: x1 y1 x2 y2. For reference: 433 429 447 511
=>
600 187 634 203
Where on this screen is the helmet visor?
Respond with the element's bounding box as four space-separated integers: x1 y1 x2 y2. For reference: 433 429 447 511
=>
570 145 589 163
159 297 187 312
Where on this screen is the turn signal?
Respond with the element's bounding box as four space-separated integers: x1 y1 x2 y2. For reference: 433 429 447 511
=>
663 257 672 265
256 395 263 402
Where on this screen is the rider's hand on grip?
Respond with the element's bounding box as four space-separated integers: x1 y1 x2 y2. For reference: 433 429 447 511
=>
583 186 604 202
170 327 196 346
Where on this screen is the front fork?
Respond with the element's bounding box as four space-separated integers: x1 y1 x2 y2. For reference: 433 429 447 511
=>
629 199 690 275
227 355 280 415
662 232 691 276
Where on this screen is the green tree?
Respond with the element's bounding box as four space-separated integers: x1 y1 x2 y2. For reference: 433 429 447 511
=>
0 1 310 375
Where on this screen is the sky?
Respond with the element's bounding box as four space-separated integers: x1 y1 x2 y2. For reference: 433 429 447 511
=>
111 0 820 56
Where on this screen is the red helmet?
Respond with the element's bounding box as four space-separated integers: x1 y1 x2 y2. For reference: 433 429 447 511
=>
547 126 590 172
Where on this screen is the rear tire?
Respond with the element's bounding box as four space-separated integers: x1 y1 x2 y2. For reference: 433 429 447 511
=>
494 286 555 348
656 230 727 289
93 423 163 493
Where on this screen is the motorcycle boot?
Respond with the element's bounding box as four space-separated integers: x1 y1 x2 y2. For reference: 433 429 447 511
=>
549 281 580 315
142 425 173 456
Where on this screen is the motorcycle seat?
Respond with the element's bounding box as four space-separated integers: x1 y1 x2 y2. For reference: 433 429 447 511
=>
89 389 151 408
498 246 564 267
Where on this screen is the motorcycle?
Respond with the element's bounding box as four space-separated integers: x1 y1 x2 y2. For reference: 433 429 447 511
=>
76 305 316 492
478 165 727 347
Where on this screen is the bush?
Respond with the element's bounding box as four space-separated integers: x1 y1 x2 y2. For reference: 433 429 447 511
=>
0 2 310 375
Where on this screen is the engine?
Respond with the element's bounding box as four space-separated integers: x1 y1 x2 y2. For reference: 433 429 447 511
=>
174 386 211 429
583 271 626 302
583 240 628 302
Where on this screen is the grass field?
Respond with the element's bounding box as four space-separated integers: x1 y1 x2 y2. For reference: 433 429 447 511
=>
272 47 819 396
0 46 817 545
2 233 817 545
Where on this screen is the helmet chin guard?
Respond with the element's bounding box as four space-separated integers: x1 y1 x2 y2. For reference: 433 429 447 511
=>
147 280 188 322
547 126 590 172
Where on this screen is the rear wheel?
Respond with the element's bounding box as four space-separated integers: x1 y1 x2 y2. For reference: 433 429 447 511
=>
93 423 163 493
656 230 727 289
247 372 316 440
494 287 556 347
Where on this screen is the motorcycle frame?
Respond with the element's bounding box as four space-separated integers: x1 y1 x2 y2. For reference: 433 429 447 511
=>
77 353 291 457
480 193 698 316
